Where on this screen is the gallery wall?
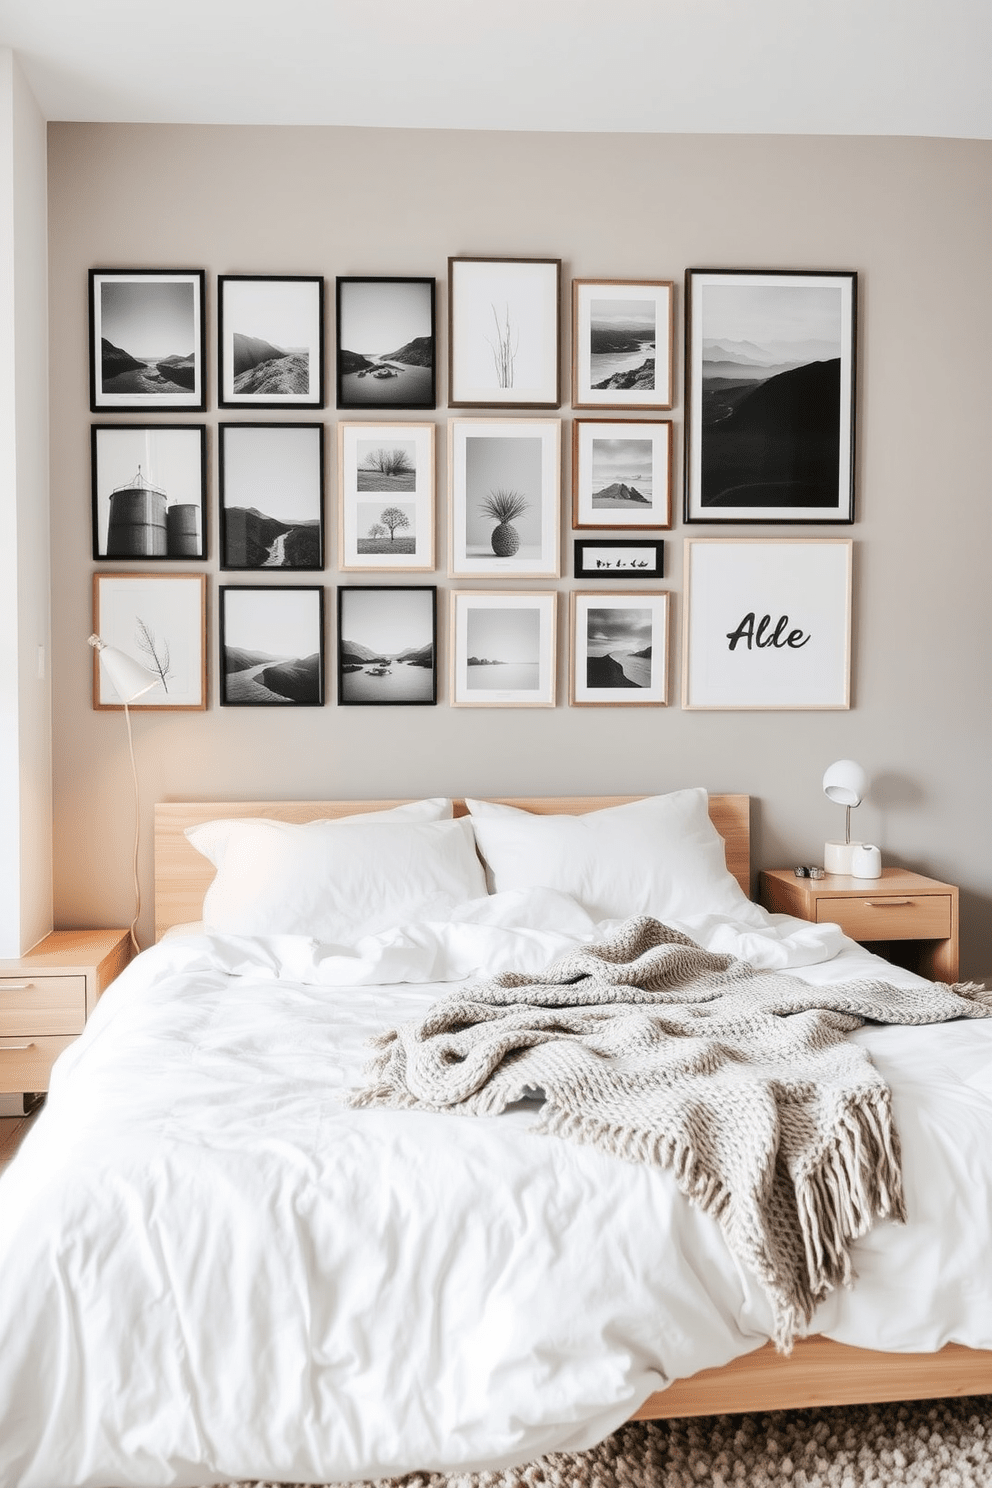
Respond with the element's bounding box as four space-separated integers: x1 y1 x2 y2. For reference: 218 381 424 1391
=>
46 124 992 973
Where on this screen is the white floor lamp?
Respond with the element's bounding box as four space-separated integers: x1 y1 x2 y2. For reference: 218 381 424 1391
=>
88 634 162 954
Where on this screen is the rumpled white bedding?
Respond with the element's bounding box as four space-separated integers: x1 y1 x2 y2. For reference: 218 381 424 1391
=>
3 891 992 1488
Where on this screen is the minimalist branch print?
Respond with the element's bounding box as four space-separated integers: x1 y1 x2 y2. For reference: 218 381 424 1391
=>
449 258 560 408
134 617 172 692
92 573 205 710
487 304 518 388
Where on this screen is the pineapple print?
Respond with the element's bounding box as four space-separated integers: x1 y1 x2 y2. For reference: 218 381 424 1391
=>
479 488 529 557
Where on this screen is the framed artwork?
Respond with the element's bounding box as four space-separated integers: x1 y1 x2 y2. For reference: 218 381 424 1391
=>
335 277 436 410
91 424 206 561
448 418 561 579
682 538 853 711
337 422 435 572
217 275 324 409
219 586 324 706
573 538 664 580
448 256 561 408
684 268 857 523
451 591 557 707
572 418 672 530
92 573 206 710
572 279 674 410
570 591 670 706
88 269 206 413
219 423 323 571
337 586 437 705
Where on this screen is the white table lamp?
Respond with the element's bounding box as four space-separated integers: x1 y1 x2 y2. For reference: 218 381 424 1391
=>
88 635 161 951
822 759 869 875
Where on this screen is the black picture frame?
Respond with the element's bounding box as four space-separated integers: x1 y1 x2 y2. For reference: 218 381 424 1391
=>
336 586 438 706
684 268 857 524
89 268 206 413
573 538 665 580
219 585 325 706
91 424 207 561
218 274 325 409
335 277 437 410
218 423 324 571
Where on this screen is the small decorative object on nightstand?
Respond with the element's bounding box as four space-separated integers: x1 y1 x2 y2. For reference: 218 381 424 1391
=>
760 868 959 983
0 929 132 1095
822 758 869 875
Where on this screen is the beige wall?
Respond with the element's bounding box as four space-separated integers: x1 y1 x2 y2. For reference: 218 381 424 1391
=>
47 125 992 973
0 50 51 956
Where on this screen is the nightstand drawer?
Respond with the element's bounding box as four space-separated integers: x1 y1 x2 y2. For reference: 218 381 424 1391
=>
0 1035 76 1093
0 975 87 1036
816 895 952 943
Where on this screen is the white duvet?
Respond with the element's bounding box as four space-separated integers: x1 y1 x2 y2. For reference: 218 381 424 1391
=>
3 891 992 1488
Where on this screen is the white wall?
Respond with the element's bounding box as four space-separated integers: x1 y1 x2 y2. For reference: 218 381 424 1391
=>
0 49 51 955
46 125 992 973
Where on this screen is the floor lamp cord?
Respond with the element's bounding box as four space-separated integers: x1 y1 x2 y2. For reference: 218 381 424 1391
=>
123 701 142 956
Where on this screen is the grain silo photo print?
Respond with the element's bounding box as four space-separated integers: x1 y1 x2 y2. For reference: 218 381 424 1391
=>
91 425 207 560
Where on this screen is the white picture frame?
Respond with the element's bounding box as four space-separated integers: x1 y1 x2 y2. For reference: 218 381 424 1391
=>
448 418 561 579
448 257 561 408
570 591 670 706
682 538 853 711
451 590 557 707
337 422 435 572
572 418 672 530
92 573 206 710
572 278 674 410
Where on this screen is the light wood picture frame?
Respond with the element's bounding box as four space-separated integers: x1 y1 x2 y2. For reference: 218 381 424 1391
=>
572 278 674 410
684 268 857 523
448 256 561 409
572 418 672 530
450 590 557 707
92 572 206 710
337 422 435 572
682 538 853 711
448 418 561 578
570 591 670 706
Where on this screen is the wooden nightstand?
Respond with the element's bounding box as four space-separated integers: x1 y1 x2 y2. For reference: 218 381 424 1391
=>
760 868 959 983
0 929 133 1094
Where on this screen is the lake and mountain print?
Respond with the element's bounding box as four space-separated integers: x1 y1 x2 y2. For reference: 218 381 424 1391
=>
465 604 540 692
585 606 652 689
337 279 435 409
220 424 322 570
693 274 855 516
221 587 324 706
591 436 654 511
590 298 655 393
338 587 436 704
92 272 204 409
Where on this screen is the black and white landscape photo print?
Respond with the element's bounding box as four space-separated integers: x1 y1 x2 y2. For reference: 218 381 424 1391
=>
570 591 670 706
448 257 561 408
451 590 556 707
682 538 853 710
573 538 665 581
92 573 206 710
335 278 436 410
337 586 437 705
572 418 672 530
684 269 857 522
89 269 205 412
218 275 324 408
572 279 674 410
449 418 560 578
91 425 206 560
220 586 324 706
219 424 323 571
337 422 435 572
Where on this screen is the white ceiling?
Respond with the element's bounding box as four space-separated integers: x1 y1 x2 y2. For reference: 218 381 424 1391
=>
1 0 990 137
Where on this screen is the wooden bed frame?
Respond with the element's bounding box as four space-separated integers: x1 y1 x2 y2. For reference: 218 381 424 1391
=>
152 794 992 1420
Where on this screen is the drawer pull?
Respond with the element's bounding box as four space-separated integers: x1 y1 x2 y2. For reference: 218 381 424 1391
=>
864 899 913 908
0 983 32 991
1 1042 35 1051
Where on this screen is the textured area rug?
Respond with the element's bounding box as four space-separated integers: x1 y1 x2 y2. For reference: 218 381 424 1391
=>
227 1395 992 1487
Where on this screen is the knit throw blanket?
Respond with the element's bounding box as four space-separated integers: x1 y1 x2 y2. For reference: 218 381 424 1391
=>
351 918 991 1349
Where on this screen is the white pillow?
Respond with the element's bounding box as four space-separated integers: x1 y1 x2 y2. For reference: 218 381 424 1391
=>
465 789 764 927
186 808 488 944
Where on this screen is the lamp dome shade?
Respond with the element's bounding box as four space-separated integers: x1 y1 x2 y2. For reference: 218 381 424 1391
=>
88 633 161 704
822 758 868 808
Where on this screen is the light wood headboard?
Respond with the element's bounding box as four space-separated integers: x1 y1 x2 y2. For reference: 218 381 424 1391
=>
154 794 751 941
